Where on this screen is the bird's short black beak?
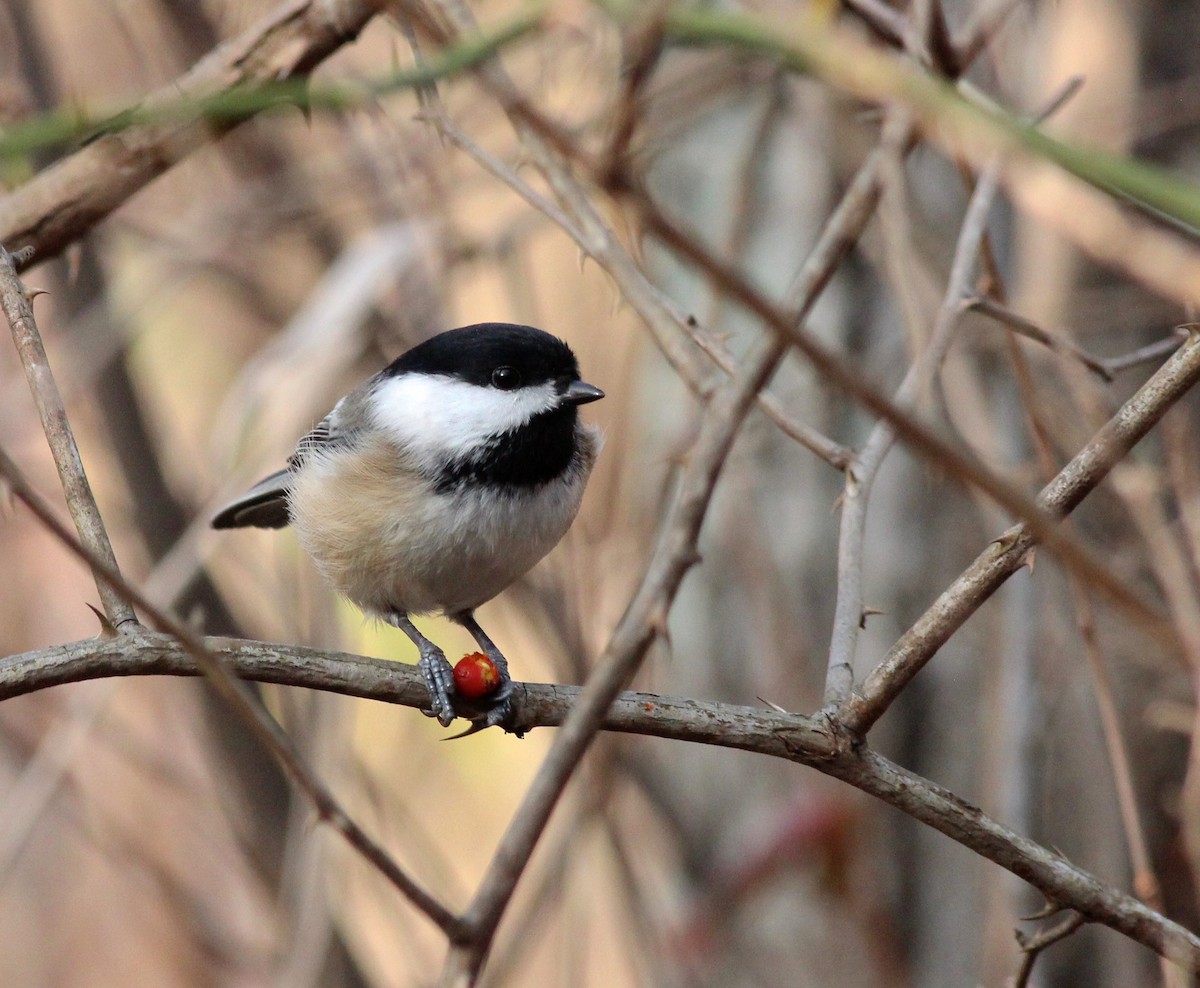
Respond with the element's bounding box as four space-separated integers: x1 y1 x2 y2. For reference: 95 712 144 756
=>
563 380 605 406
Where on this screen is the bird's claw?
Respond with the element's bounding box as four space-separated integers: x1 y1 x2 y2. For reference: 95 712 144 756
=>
443 680 523 739
442 720 489 740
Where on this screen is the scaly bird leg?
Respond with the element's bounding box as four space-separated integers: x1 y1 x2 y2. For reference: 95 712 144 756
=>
450 610 518 734
384 612 456 727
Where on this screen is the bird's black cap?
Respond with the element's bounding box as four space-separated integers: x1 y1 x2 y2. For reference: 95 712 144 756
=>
385 323 582 390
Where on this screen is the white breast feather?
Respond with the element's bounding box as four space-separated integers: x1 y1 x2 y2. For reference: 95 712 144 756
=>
369 373 559 475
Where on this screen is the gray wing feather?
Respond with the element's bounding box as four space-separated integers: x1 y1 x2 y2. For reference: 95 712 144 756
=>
212 393 367 531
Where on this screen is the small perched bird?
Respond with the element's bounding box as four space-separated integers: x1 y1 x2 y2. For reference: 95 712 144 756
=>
213 323 604 732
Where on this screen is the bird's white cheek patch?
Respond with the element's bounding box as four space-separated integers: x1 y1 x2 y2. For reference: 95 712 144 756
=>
371 374 558 470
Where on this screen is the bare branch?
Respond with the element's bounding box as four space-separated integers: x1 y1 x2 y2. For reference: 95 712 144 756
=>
842 0 907 49
843 330 1200 733
1068 585 1165 909
1013 911 1087 988
446 333 790 979
968 296 1115 382
824 150 1001 703
0 245 138 630
597 164 1170 662
0 0 381 265
954 0 1029 70
1106 333 1190 376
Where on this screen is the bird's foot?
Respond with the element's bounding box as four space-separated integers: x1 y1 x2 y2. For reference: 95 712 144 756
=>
417 644 457 727
418 644 522 735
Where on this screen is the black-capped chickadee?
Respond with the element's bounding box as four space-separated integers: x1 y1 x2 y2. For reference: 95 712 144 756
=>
213 323 604 733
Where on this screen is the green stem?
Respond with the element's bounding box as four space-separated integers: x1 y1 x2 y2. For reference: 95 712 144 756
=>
0 9 542 162
630 3 1200 233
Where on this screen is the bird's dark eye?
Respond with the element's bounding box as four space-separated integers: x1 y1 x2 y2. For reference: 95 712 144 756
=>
491 366 521 391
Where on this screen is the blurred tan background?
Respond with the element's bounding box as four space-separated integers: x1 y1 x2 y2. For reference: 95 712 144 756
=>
2 0 1200 985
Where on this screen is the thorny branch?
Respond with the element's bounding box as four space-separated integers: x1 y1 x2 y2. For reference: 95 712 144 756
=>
0 245 138 630
454 342 795 983
824 154 1002 704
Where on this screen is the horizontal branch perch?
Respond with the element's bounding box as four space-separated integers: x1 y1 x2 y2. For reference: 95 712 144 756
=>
4 632 1198 972
0 633 833 757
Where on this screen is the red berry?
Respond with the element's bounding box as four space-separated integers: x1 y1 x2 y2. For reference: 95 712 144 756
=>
454 652 501 699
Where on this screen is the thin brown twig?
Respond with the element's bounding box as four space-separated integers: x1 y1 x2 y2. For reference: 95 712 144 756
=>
688 327 854 469
954 0 1030 71
844 0 1027 78
979 235 1173 983
1069 584 1164 910
874 109 929 350
1073 405 1200 668
970 294 1188 380
599 1 669 186
1106 333 1190 375
968 295 1115 381
413 104 589 254
1165 411 1200 627
911 0 960 78
0 444 460 939
698 74 787 334
0 244 139 630
1013 911 1087 988
1102 458 1200 956
842 0 908 49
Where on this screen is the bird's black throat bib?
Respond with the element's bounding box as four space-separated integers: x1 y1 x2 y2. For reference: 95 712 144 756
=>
434 407 580 493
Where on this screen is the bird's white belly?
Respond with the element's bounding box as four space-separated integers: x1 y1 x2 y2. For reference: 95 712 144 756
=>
288 439 589 618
